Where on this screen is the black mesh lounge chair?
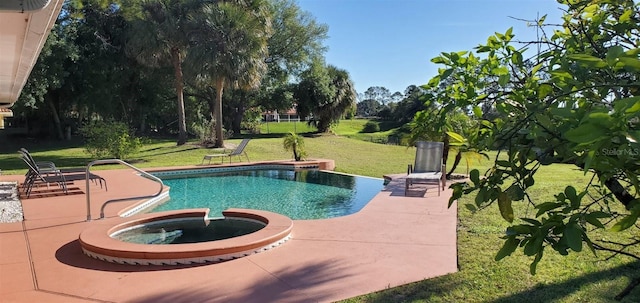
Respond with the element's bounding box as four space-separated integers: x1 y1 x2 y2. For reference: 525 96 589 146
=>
18 148 108 193
405 141 446 196
19 153 68 197
202 139 251 164
19 148 59 176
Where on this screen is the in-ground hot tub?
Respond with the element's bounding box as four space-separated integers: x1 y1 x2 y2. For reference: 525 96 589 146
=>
111 216 266 244
79 208 293 265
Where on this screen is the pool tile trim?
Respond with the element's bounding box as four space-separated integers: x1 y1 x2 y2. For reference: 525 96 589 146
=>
149 163 320 178
81 235 292 265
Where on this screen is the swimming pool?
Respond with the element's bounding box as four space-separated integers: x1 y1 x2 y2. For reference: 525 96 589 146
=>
148 168 384 220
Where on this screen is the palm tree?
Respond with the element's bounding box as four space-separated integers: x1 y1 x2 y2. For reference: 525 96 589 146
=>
126 0 197 145
283 131 306 161
187 0 271 148
293 62 356 133
320 65 356 132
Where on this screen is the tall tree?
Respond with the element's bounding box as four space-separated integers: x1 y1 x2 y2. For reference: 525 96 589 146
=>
126 0 196 145
363 86 392 106
356 99 381 117
188 0 327 136
393 85 427 123
265 0 327 78
390 91 403 104
419 0 640 296
187 0 271 148
246 0 328 133
295 61 356 132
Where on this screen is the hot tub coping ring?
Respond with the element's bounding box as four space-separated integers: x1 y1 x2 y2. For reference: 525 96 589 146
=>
79 208 293 265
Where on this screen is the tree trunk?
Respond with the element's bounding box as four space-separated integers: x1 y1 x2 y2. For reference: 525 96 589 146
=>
138 112 146 135
232 104 244 135
46 92 64 140
214 78 225 148
206 87 216 116
293 143 299 161
603 176 635 210
171 48 188 146
574 161 636 210
442 135 450 177
447 151 462 178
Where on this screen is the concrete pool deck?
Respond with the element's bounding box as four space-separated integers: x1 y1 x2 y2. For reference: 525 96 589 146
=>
0 162 458 302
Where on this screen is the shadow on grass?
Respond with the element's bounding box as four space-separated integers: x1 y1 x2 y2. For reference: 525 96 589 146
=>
356 274 461 303
491 261 640 302
136 145 200 157
235 132 316 139
0 136 84 153
0 137 200 171
356 120 403 134
358 261 640 303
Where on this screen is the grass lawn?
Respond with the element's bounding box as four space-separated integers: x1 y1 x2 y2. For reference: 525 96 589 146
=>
258 119 405 144
343 162 640 303
1 122 639 302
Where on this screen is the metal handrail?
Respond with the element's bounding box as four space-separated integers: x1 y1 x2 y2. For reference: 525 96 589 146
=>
85 159 164 221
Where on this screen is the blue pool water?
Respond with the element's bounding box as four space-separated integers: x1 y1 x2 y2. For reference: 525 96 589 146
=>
151 169 384 220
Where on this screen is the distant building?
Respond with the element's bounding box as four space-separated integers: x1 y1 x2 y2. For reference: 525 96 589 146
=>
0 108 13 129
263 108 302 122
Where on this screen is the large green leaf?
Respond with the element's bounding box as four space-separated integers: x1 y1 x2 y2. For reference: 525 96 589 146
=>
563 222 583 252
564 123 607 144
524 234 543 256
625 48 640 56
619 57 640 71
550 107 575 118
619 9 633 22
564 186 581 209
587 112 613 128
613 96 640 113
537 83 554 99
535 202 564 217
530 250 543 275
511 50 523 65
550 71 573 81
495 237 520 261
611 211 640 231
469 169 480 185
506 184 524 201
606 45 624 66
440 68 454 80
446 131 465 144
585 212 608 228
472 106 483 118
431 56 447 64
498 192 514 223
567 54 607 68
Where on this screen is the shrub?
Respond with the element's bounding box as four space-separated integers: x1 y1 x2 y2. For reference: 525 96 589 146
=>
79 121 142 160
362 121 380 133
190 110 215 145
241 107 263 134
283 132 307 161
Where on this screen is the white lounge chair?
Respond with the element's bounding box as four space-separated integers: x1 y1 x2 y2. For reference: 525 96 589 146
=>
202 139 251 164
405 141 446 196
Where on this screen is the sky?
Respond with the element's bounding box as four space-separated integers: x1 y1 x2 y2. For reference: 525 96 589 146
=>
296 0 566 96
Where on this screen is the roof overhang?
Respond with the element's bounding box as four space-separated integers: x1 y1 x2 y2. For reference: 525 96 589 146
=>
0 0 64 108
